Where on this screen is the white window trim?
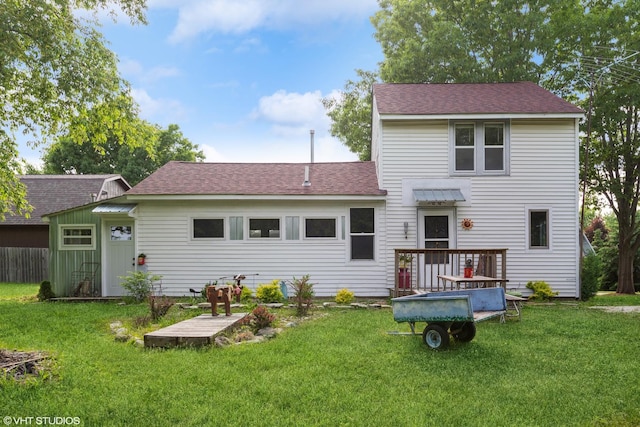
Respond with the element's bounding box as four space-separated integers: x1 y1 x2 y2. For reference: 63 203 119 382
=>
348 208 376 262
304 217 338 240
449 120 510 176
525 206 552 251
59 224 96 250
191 217 225 241
248 217 282 239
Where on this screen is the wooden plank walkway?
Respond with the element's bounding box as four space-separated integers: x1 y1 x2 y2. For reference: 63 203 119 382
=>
144 313 247 348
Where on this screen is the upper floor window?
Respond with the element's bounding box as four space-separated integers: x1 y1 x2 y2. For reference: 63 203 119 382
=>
451 121 509 175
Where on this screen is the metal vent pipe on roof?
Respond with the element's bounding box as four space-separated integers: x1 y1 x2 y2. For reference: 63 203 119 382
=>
302 165 311 187
310 129 314 164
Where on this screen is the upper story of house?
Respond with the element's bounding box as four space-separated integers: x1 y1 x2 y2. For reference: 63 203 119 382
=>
371 82 584 202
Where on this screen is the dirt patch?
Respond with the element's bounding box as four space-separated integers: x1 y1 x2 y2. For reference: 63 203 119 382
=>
589 306 640 313
0 349 52 381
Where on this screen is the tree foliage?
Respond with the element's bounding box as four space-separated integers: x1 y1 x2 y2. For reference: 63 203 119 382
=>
43 123 204 186
322 70 378 161
0 0 147 219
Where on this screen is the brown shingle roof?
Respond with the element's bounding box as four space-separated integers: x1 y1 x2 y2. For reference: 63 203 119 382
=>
3 175 130 225
373 81 583 115
127 161 386 197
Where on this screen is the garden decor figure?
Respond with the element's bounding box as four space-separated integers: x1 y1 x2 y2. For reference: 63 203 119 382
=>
206 285 232 316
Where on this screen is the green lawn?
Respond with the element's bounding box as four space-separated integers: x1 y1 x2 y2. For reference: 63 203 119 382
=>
1 283 640 426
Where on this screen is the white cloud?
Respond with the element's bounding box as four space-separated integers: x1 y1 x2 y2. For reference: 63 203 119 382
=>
166 0 378 43
255 90 327 126
118 59 181 84
131 88 187 124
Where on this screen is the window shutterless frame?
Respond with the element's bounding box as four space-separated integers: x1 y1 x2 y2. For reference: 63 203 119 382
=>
59 224 96 250
450 120 510 176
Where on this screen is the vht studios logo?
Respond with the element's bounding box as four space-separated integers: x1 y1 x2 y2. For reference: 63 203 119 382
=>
3 417 81 426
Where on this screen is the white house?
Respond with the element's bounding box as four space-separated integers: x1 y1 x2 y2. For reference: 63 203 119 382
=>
372 82 583 297
45 81 583 298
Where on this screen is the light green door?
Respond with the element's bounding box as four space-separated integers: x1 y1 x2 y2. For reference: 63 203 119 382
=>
104 221 135 296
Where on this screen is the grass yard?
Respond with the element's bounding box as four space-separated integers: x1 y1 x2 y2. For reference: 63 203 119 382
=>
1 283 640 426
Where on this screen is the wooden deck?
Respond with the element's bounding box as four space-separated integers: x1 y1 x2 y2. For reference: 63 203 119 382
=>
144 313 247 348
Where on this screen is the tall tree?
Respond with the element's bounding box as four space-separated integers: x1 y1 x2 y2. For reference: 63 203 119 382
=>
43 123 205 186
0 0 147 219
322 70 378 161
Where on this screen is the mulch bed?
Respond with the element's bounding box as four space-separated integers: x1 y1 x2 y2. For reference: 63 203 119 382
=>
1 349 51 381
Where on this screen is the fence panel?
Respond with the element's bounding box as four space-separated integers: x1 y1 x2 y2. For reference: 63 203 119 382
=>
0 247 49 283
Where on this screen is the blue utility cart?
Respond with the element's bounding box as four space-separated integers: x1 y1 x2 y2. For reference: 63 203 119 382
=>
392 287 507 349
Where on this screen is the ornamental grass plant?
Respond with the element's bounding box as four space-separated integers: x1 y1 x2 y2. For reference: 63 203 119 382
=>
1 283 639 426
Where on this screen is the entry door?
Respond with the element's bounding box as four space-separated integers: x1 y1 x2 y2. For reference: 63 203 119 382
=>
418 209 456 288
104 221 135 296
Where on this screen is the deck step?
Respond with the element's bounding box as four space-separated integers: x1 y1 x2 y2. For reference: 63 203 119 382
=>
144 313 247 348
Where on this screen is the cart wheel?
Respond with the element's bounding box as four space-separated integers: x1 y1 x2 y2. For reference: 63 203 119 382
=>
422 324 450 350
452 322 476 342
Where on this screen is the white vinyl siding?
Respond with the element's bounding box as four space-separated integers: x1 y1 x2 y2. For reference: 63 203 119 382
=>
134 200 386 297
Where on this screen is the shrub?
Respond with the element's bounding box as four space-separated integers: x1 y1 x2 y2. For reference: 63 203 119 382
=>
149 296 174 321
291 275 314 317
526 281 558 301
240 286 253 303
335 288 355 304
256 280 284 303
240 305 276 332
120 271 162 303
37 280 55 301
581 253 602 301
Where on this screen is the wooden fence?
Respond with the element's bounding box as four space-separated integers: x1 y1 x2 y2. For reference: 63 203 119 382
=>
0 247 49 283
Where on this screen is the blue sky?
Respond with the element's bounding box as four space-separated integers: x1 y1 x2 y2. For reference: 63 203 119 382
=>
20 0 383 166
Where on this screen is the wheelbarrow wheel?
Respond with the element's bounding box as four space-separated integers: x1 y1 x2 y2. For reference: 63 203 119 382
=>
422 324 449 350
451 322 476 342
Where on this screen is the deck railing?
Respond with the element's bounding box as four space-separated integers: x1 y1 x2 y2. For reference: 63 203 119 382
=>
393 248 508 297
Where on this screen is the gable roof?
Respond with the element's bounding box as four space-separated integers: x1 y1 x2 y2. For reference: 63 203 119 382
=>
373 81 583 116
3 175 131 225
126 161 386 198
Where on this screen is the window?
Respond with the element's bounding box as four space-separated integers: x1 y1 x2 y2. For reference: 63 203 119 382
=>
60 225 95 250
529 210 549 249
350 208 374 260
193 218 224 239
249 218 280 238
285 216 300 240
451 121 508 175
454 124 475 171
305 218 336 238
229 216 243 240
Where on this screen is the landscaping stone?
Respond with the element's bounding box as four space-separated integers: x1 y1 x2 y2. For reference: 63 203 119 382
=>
350 303 368 309
256 327 279 338
214 336 233 347
114 332 130 342
323 302 337 307
264 303 284 308
109 321 122 330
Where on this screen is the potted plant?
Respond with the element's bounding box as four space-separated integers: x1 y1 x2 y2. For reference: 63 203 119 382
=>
137 253 147 265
